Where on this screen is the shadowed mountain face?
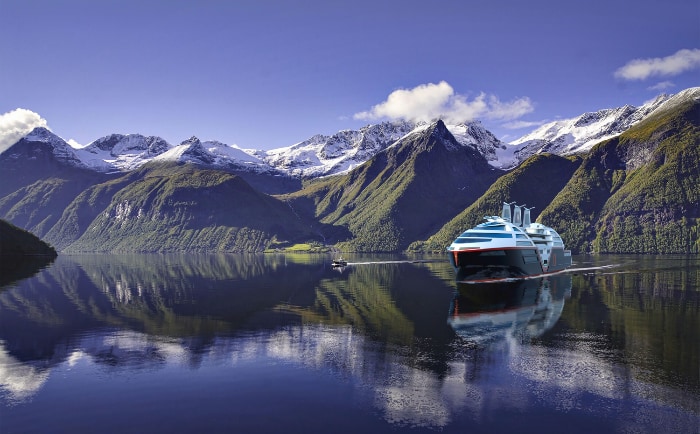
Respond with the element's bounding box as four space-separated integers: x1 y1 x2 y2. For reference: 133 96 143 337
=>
0 90 699 253
412 153 583 252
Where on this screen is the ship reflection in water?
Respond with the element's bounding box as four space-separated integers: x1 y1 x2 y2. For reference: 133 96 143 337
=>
448 275 571 345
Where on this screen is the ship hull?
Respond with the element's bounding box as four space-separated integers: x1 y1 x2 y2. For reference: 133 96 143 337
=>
448 247 544 281
546 248 572 272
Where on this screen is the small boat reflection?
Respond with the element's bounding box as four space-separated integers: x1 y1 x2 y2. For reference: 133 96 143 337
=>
448 274 572 343
331 258 348 268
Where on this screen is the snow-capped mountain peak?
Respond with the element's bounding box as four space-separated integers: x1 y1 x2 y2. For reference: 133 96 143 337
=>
154 136 214 165
76 133 172 172
500 90 689 167
8 127 87 168
4 88 696 178
152 136 274 174
261 120 419 177
446 121 506 162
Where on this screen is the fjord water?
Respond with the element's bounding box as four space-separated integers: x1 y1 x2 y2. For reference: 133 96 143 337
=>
1 254 698 433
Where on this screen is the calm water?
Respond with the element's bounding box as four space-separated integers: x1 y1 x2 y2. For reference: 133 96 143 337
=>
0 254 698 433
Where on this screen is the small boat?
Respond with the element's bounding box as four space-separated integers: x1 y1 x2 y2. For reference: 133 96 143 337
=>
446 202 572 281
331 258 348 267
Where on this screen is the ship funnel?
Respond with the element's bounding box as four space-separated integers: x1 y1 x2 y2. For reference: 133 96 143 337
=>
513 204 523 226
523 206 534 227
502 202 512 222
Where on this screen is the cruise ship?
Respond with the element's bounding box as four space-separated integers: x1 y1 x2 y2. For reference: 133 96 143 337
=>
446 202 572 281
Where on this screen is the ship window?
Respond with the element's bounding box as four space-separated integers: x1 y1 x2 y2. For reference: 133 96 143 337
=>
461 231 513 238
516 234 529 239
456 237 492 244
516 241 534 246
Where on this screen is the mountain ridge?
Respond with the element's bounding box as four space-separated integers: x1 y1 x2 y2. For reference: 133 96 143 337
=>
1 87 698 254
3 88 695 179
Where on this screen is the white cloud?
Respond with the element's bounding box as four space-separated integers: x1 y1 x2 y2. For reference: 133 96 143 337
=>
647 81 675 92
614 48 700 80
484 95 535 121
0 108 49 154
354 81 533 124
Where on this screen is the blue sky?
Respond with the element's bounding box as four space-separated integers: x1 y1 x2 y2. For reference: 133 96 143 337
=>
1 0 698 151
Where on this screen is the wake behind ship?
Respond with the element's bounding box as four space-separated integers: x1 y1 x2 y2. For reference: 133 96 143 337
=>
446 202 572 281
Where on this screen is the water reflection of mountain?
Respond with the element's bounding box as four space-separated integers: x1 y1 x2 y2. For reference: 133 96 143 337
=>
0 254 323 360
1 255 698 431
0 255 455 370
561 256 700 398
448 275 572 345
0 255 458 407
0 255 55 288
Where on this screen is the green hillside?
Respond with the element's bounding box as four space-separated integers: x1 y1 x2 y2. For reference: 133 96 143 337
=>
64 163 321 252
1 91 698 254
540 95 700 253
0 171 114 240
411 153 582 252
43 171 142 250
285 121 500 251
0 134 115 238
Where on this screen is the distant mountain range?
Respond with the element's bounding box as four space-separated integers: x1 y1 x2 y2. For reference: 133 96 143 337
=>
9 89 685 177
1 87 698 254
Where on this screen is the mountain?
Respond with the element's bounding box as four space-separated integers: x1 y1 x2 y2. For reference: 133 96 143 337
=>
258 120 419 177
1 87 697 254
76 133 170 171
285 120 501 251
410 153 582 252
154 136 267 169
4 120 506 182
151 136 300 194
508 92 675 164
536 87 700 253
4 90 685 182
0 127 90 194
60 162 321 252
0 219 56 257
0 128 116 237
257 120 506 177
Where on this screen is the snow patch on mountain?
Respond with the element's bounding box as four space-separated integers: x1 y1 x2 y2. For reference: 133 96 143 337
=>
257 119 511 178
154 136 275 173
260 121 419 177
75 133 171 172
643 86 700 116
447 121 508 166
5 88 696 177
506 92 679 165
16 127 87 168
